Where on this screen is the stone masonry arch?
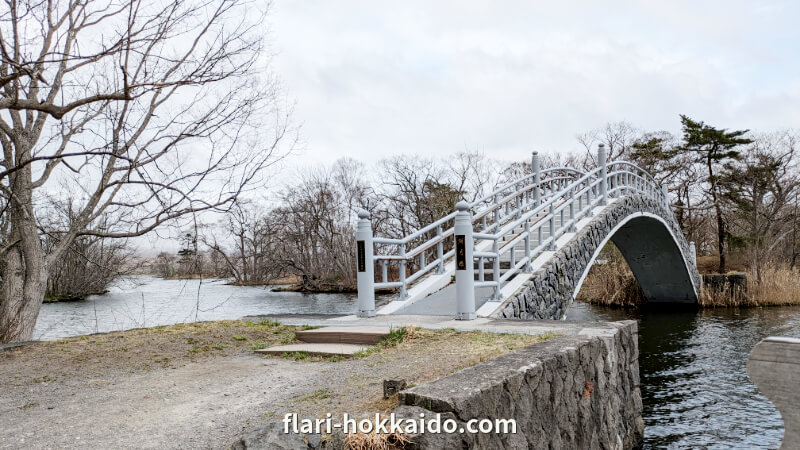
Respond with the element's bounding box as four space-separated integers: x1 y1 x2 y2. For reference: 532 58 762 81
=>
492 194 701 320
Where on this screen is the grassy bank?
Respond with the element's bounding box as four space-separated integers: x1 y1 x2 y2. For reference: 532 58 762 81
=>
1 319 554 388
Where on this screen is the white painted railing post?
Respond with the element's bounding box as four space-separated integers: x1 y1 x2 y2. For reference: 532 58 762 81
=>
493 193 500 224
356 209 376 318
492 239 501 299
524 220 532 273
568 187 577 232
690 241 697 266
547 203 557 251
454 201 476 320
532 151 541 207
435 225 444 274
598 144 607 205
398 245 407 300
661 185 669 210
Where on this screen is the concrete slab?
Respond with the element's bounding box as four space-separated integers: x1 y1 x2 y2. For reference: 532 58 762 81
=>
254 343 371 356
748 336 800 448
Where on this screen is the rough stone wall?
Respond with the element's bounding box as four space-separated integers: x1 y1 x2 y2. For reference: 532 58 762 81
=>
397 320 643 449
493 194 700 320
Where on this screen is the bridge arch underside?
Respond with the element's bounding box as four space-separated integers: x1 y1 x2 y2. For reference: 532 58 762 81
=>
492 195 700 320
605 216 697 303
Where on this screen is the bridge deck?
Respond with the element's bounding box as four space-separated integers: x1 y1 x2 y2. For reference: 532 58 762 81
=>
392 285 497 316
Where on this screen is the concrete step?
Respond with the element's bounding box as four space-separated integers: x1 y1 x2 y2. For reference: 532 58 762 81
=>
295 326 391 345
254 343 371 356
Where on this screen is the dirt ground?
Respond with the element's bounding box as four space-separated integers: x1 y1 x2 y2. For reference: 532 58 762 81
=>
0 320 549 449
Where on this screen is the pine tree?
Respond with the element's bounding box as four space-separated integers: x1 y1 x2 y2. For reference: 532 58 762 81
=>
678 115 752 273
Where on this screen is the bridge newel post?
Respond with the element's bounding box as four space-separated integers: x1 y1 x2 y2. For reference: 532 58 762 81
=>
661 185 669 210
356 209 376 318
454 201 476 320
532 151 541 207
690 241 697 266
598 144 608 205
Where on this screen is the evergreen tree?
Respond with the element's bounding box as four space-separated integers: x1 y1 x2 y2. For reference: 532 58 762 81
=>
678 115 752 273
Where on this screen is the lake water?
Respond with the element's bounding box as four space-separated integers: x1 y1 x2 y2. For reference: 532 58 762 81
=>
33 276 357 340
33 276 800 448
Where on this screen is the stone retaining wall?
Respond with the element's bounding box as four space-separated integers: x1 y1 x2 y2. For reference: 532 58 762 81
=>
396 320 643 449
493 194 700 320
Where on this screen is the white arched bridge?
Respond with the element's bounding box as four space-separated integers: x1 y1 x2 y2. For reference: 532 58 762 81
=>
355 145 701 320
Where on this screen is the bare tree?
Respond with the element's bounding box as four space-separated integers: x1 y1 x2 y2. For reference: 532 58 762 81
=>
447 149 495 203
0 0 293 342
378 155 463 239
720 132 799 281
577 121 641 167
274 159 372 291
39 197 133 300
203 200 285 285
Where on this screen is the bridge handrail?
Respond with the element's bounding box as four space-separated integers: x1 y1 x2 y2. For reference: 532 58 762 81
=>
355 144 669 316
374 168 579 248
468 167 666 302
470 167 583 208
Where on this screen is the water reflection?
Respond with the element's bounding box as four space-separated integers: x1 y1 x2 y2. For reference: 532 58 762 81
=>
567 302 800 449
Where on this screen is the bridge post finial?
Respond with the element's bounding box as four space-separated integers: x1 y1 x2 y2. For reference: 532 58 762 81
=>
598 144 607 205
454 201 476 320
355 209 376 318
531 151 541 207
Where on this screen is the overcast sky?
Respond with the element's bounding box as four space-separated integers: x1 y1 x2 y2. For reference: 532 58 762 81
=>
267 0 799 166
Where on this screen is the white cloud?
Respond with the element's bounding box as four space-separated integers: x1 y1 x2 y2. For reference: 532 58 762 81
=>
267 0 800 168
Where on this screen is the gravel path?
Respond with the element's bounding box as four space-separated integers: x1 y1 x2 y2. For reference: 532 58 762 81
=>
1 354 333 449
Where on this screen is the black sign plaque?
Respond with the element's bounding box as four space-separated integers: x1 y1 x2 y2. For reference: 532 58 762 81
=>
357 240 366 272
455 234 466 271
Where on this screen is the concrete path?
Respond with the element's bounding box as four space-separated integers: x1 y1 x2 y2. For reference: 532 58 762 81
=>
243 314 628 339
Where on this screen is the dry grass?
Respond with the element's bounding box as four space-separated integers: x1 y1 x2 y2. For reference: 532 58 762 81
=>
701 264 800 307
748 265 800 305
577 261 645 307
344 430 412 450
577 243 646 308
0 319 300 384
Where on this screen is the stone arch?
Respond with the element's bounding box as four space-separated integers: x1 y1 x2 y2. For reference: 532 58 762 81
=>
492 194 701 320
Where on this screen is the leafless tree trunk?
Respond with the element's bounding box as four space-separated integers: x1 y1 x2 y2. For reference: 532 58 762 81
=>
0 0 293 342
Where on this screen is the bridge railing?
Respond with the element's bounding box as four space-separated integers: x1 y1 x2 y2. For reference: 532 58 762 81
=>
354 144 668 318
